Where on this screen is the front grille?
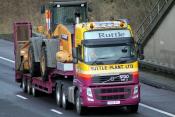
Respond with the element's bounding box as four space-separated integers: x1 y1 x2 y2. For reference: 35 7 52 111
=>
92 74 132 83
94 87 131 100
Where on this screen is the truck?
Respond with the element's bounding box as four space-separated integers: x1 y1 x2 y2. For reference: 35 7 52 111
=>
13 0 144 115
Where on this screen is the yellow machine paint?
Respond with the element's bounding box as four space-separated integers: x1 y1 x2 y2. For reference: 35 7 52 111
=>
77 61 138 75
54 24 73 62
43 9 73 63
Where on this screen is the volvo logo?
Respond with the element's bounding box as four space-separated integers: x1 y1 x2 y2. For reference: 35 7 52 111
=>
109 76 118 81
102 76 119 83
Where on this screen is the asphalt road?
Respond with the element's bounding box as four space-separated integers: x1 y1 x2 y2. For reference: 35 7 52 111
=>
0 39 175 117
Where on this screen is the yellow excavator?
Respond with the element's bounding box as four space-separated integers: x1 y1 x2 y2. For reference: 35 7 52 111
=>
17 0 88 80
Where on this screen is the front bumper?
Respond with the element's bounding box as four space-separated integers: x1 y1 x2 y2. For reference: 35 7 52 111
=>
80 84 140 107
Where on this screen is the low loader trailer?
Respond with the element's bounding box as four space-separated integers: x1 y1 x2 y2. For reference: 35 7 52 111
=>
13 1 144 115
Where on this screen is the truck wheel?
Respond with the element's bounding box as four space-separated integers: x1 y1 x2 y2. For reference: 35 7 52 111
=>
126 104 139 113
22 78 27 93
56 83 62 107
75 90 86 115
32 85 39 97
27 80 32 95
40 46 48 81
61 85 72 110
28 45 40 77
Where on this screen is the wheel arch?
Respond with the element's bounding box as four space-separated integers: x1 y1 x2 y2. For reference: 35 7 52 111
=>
74 86 79 103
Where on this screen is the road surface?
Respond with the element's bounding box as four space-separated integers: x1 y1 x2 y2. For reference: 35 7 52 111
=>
0 39 175 117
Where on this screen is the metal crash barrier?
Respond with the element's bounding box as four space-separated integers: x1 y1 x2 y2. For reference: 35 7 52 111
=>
139 60 175 75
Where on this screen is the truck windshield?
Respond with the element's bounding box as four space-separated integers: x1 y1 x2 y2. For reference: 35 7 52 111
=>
53 6 87 25
84 45 136 64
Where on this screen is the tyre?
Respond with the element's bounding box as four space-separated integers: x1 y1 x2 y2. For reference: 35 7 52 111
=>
28 45 40 77
75 90 86 115
27 80 32 95
61 85 71 110
40 46 48 81
21 78 27 93
31 85 40 97
126 104 139 113
56 83 62 107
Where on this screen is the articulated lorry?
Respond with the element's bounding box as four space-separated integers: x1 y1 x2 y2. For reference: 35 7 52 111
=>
13 0 144 115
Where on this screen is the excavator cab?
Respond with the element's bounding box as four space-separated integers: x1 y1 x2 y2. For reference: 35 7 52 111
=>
52 2 87 25
40 1 88 34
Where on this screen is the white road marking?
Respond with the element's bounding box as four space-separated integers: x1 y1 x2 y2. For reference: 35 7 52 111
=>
140 103 175 117
16 95 28 100
51 109 63 115
0 56 15 63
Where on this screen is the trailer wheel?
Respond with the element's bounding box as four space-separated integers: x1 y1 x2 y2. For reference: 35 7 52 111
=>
126 104 138 113
56 83 62 107
75 90 86 115
27 80 32 95
40 46 48 81
22 78 27 93
62 85 71 110
32 85 39 97
28 45 40 77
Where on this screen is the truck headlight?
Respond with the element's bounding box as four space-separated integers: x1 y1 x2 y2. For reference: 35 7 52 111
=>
86 88 93 97
134 85 138 95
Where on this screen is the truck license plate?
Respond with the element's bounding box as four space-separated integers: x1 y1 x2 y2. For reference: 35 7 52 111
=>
107 101 120 105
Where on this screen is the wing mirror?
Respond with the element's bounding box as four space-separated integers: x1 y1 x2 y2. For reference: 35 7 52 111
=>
139 54 144 60
122 48 128 53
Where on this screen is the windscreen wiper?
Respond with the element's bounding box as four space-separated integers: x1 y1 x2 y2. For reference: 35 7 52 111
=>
114 56 130 64
92 57 109 65
115 56 137 64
